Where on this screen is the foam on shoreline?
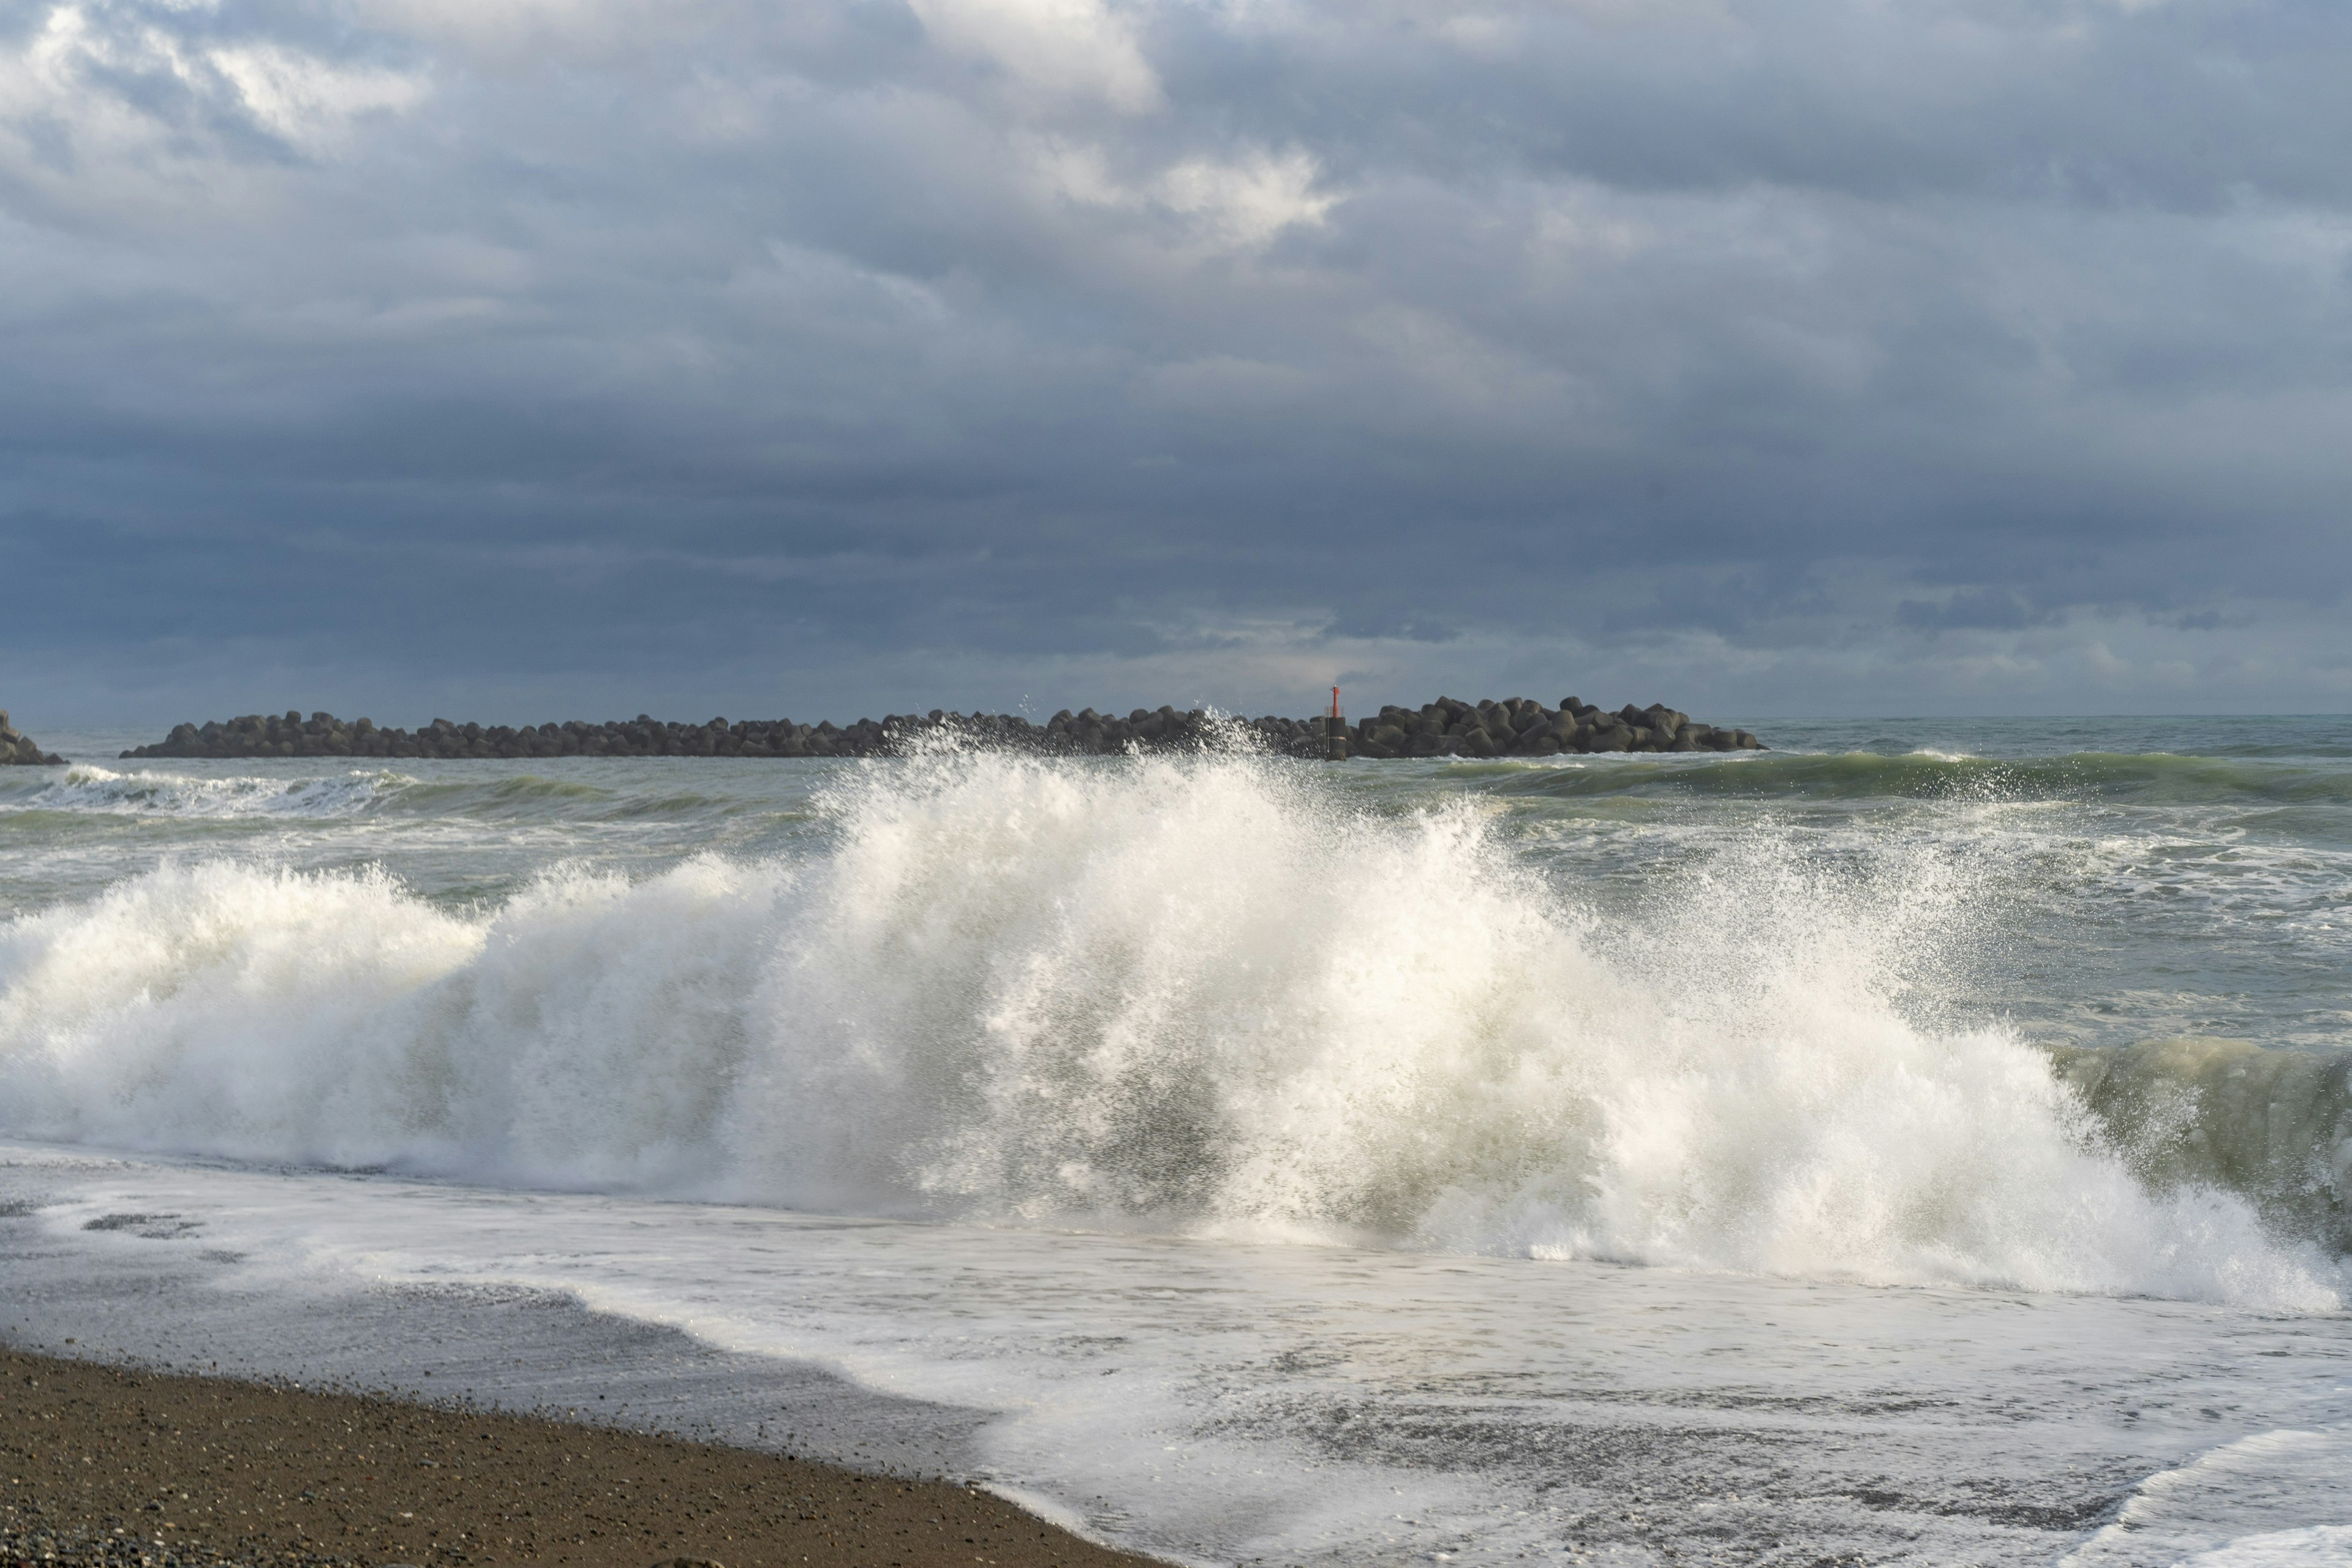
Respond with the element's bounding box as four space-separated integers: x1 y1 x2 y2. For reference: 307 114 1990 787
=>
11 1140 2351 1568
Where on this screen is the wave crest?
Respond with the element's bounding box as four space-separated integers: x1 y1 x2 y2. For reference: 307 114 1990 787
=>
6 764 406 819
0 747 2339 1308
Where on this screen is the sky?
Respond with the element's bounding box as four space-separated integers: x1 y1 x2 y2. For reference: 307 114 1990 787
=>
4 0 2350 728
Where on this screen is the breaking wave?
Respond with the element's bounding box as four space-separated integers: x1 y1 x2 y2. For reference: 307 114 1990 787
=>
1 764 406 820
0 746 2342 1308
0 763 748 827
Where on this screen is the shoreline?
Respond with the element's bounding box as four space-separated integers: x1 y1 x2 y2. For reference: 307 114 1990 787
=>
1 1348 1164 1568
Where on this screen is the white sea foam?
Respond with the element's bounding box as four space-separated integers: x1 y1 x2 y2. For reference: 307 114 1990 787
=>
2181 1529 2352 1567
2062 1428 2352 1567
0 746 2339 1306
29 1148 2339 1568
10 764 402 818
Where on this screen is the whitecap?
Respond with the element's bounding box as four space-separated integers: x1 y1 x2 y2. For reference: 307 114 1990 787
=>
11 764 405 820
0 745 2340 1308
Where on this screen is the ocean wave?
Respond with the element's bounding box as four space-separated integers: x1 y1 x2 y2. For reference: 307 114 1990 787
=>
0 764 658 826
391 775 617 813
2048 1039 2352 1252
0 747 2339 1308
2062 1427 2352 1567
1496 748 2352 807
4 764 410 820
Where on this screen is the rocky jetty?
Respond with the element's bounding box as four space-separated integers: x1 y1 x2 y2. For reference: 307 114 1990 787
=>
0 710 64 765
1348 696 1760 757
121 698 1761 761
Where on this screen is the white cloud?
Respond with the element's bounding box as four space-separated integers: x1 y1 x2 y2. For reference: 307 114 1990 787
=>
207 43 429 148
1157 149 1335 247
907 0 1163 113
1037 141 1335 251
0 0 430 211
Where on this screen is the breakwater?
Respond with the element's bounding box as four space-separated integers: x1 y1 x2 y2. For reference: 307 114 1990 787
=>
0 711 62 766
118 697 1762 761
1353 698 1761 756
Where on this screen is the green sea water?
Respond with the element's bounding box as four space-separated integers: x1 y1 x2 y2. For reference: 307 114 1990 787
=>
7 715 2352 1568
10 715 2348 1055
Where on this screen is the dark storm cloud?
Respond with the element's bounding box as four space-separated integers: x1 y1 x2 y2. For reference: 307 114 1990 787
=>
4 0 2350 724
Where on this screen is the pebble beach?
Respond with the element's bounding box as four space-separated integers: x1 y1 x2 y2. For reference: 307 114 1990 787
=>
2 1351 1155 1568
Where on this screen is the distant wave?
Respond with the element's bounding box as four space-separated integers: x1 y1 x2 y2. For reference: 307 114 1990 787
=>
1 764 410 820
0 746 2340 1309
11 748 2347 820
1496 748 2352 808
390 774 626 817
0 764 651 824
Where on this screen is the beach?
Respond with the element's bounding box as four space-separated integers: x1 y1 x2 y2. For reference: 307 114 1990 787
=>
7 718 2352 1566
1 1349 1152 1568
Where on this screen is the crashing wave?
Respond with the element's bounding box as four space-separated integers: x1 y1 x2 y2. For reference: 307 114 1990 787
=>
0 745 2341 1308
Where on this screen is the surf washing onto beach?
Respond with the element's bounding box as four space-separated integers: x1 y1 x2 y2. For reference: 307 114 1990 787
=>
7 715 2352 1567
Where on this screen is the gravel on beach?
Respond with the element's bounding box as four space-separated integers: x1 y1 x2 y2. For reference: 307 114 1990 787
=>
1 1351 1160 1568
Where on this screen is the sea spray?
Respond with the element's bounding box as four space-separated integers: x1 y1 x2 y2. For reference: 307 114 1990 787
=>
2049 1038 2352 1252
0 857 788 1188
0 742 2340 1306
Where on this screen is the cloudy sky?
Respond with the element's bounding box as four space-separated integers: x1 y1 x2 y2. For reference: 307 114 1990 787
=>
4 0 2348 726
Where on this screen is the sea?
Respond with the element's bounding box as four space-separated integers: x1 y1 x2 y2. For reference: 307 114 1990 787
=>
4 716 2351 1567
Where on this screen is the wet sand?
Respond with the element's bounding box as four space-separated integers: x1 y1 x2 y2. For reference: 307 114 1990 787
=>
1 1351 1161 1568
